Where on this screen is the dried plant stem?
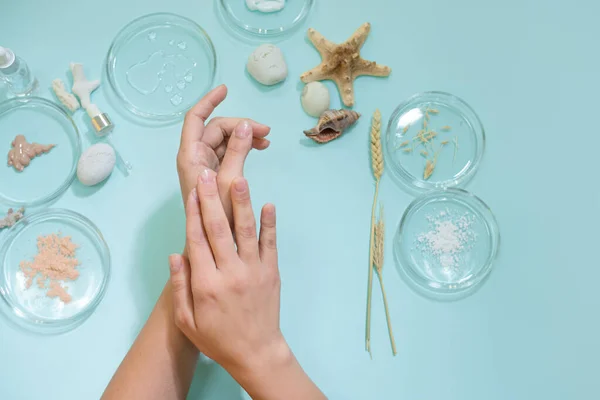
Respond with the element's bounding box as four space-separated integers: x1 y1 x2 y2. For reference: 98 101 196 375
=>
366 179 379 355
373 207 397 356
366 109 383 355
375 269 397 356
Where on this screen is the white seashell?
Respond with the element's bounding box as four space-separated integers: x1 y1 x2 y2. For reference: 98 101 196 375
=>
247 44 288 86
77 143 116 186
301 82 330 117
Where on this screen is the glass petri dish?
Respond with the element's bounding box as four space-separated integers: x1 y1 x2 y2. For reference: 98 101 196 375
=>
0 97 81 208
0 209 110 334
384 92 485 193
394 189 500 301
106 13 217 122
219 0 314 37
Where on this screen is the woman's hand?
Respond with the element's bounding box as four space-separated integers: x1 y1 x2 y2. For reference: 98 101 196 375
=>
176 84 271 221
170 170 283 371
168 173 326 400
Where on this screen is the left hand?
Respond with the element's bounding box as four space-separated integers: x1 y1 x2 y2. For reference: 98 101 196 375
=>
177 84 271 221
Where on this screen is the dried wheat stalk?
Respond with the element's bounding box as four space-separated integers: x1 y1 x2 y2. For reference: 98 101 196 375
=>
373 206 397 356
371 109 383 182
366 109 383 355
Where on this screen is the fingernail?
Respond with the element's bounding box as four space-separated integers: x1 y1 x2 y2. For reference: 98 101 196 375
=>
234 179 247 193
201 168 216 184
235 121 252 138
169 254 182 274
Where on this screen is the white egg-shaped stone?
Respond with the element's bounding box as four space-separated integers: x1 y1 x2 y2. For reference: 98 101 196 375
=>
301 82 331 117
77 143 116 186
247 44 288 86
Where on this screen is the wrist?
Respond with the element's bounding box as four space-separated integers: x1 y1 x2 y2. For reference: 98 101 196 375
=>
228 335 294 390
162 281 199 356
228 336 325 400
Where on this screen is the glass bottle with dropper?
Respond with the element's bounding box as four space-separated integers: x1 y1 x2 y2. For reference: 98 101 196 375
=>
0 46 37 96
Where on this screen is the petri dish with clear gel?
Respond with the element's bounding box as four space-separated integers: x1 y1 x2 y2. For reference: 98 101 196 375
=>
394 189 500 301
0 209 110 334
0 97 81 208
384 92 485 193
219 0 314 37
106 13 217 122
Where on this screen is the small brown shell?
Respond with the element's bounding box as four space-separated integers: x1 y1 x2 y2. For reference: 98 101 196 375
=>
304 109 361 143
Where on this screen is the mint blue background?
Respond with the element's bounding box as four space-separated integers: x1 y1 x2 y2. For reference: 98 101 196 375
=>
1 0 598 399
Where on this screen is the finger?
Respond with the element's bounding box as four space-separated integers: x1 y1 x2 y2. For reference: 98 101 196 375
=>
253 138 270 150
258 204 278 266
181 84 228 149
216 138 270 162
197 169 237 266
185 188 216 276
201 118 271 149
231 178 259 262
169 254 196 331
215 143 227 160
220 120 253 182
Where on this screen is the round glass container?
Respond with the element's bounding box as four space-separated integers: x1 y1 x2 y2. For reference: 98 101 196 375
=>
394 189 500 301
0 97 80 208
0 209 110 334
106 13 217 122
218 0 314 37
385 92 485 193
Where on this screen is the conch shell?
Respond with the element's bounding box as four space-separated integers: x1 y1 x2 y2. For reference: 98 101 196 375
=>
303 109 361 143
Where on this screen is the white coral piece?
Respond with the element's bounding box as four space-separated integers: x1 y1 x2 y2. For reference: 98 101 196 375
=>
70 62 100 109
52 79 80 112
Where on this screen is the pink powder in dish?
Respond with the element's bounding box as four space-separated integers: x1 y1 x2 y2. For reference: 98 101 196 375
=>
19 233 80 303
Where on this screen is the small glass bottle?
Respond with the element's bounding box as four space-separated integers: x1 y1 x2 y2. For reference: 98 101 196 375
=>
0 46 37 96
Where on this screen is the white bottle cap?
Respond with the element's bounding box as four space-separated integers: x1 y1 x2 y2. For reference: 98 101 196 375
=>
0 46 16 69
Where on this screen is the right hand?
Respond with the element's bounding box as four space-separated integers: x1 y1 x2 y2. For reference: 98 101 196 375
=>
176 84 271 223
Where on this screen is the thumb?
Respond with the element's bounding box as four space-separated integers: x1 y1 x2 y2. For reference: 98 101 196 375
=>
169 254 195 331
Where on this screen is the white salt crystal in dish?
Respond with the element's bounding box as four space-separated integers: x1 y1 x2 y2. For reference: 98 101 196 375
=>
394 189 500 301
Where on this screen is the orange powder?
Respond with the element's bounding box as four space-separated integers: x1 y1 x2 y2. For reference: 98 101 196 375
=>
19 234 80 303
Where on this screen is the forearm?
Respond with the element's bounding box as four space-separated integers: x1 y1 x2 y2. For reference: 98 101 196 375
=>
229 339 327 400
101 282 198 400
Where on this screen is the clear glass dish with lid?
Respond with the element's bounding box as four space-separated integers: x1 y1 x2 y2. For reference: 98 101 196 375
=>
0 208 111 334
105 12 217 123
384 91 485 194
218 0 314 38
393 188 500 301
0 97 81 209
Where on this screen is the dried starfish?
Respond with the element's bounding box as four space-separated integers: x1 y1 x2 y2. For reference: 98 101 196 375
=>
300 23 391 107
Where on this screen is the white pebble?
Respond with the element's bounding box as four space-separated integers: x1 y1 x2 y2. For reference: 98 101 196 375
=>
77 143 116 186
301 82 330 117
247 44 288 86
